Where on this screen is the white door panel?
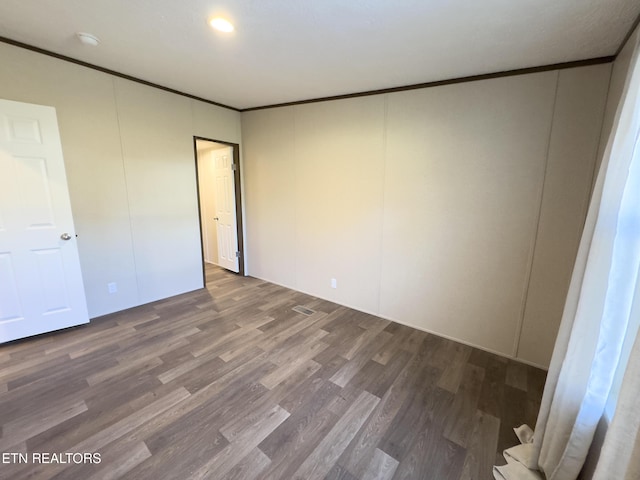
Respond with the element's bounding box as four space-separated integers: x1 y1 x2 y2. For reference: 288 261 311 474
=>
0 252 22 322
197 150 215 264
213 148 239 273
0 98 89 343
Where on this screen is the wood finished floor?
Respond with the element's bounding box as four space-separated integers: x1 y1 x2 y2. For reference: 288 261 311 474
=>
0 265 546 480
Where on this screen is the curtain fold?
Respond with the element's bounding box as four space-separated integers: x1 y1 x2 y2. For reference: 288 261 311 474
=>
494 27 640 480
593 329 640 480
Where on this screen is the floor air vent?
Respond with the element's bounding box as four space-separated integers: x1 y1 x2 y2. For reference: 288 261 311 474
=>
292 305 315 316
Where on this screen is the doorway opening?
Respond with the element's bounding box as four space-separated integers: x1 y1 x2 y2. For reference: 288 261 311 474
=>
194 137 244 285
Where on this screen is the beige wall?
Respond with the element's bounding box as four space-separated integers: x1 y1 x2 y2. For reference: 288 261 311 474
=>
242 64 611 368
518 66 611 366
0 42 241 318
0 39 614 367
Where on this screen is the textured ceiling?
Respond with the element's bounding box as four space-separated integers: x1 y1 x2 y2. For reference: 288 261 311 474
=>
0 0 639 110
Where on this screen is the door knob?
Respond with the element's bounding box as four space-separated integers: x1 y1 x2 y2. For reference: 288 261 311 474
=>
213 217 219 221
60 233 72 241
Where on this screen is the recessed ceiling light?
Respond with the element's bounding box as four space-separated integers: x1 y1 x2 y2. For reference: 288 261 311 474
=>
76 32 100 46
209 17 234 33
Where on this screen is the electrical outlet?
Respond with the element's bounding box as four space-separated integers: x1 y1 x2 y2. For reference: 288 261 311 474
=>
331 278 337 289
107 282 117 294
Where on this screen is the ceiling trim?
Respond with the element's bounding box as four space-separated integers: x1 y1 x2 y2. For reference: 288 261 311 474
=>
240 56 614 112
2 25 634 112
615 10 640 56
0 35 240 112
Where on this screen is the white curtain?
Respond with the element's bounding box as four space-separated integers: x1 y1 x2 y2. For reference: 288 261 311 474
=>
494 28 640 480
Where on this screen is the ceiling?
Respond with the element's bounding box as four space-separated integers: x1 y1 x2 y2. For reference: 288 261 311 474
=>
0 1 639 110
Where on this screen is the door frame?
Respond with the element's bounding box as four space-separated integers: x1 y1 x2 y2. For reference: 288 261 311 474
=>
193 136 245 282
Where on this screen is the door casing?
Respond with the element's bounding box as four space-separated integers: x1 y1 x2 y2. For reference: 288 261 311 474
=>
193 136 244 283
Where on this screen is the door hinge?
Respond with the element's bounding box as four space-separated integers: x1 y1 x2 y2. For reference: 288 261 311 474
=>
231 163 237 171
235 251 241 258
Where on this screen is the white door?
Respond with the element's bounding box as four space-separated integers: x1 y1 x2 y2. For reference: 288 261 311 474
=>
197 148 218 265
0 99 89 343
213 147 239 273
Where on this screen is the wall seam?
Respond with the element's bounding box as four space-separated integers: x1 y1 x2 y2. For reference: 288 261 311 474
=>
293 107 299 289
238 114 249 276
513 70 561 359
376 95 390 315
589 64 615 199
111 77 142 305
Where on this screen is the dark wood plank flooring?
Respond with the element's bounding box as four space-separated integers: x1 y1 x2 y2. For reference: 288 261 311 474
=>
0 264 546 479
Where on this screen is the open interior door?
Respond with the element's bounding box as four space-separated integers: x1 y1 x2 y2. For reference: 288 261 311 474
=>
0 98 89 343
213 147 239 273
